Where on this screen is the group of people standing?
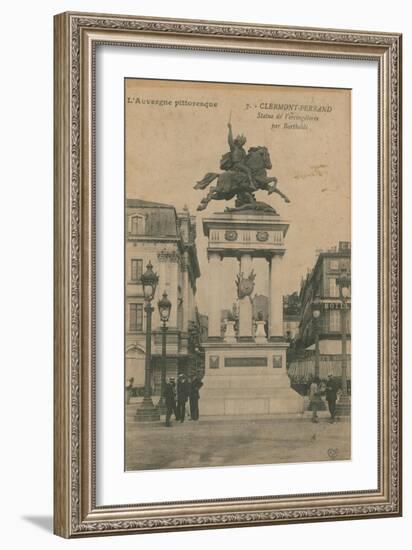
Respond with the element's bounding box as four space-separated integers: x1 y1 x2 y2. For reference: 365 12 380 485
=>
308 373 340 423
164 373 203 427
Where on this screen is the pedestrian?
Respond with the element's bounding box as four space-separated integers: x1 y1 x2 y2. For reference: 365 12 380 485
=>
189 376 203 421
325 373 339 423
164 377 178 427
176 373 190 423
125 377 134 405
308 377 322 423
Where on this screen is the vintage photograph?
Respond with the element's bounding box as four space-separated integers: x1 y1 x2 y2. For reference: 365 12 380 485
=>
124 78 351 471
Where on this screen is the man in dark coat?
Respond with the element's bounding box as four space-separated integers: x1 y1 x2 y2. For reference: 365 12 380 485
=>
325 373 339 423
125 377 134 405
189 376 203 421
176 374 190 423
164 378 178 427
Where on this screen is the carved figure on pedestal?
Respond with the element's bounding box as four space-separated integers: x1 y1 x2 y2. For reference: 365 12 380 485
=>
235 270 256 300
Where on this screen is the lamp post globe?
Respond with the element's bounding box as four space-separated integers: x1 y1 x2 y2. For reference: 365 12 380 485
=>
141 260 158 301
158 291 172 323
336 271 351 301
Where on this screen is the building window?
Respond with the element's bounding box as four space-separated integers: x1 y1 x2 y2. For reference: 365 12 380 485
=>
346 311 351 333
131 259 143 282
328 277 339 297
130 303 143 332
339 241 351 252
340 258 351 272
130 215 144 235
329 310 341 332
329 259 339 270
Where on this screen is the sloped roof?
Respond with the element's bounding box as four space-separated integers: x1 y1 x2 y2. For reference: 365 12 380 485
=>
127 198 178 238
126 198 174 209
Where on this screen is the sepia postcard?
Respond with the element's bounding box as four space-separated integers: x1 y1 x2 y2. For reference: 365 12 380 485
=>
124 78 351 472
54 12 401 537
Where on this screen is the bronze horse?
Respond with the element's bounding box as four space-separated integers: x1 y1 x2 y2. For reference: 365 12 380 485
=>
194 146 290 211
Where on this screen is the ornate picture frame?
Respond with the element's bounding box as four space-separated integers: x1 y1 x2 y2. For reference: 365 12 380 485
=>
54 12 402 537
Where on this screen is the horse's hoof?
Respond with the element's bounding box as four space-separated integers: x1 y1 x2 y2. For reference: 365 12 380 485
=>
285 198 291 203
197 204 206 211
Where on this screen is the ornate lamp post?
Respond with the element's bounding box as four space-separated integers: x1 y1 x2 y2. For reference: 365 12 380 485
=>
336 269 351 416
136 261 160 422
156 291 172 415
312 303 321 380
311 301 326 411
194 345 200 378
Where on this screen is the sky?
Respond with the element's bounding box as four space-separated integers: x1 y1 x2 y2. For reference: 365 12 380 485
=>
125 78 351 314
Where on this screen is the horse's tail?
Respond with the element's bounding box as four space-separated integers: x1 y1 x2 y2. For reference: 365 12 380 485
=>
194 172 218 190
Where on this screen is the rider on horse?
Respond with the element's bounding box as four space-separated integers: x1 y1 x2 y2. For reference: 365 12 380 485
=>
221 122 256 191
193 119 290 212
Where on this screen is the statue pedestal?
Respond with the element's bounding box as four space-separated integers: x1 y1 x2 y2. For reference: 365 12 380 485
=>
255 320 267 344
200 211 303 416
200 341 303 416
224 320 237 344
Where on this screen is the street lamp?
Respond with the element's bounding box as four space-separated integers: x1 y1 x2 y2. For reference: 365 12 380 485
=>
156 291 172 414
142 261 158 301
336 268 351 417
194 345 201 378
311 301 326 411
312 303 321 380
136 261 160 422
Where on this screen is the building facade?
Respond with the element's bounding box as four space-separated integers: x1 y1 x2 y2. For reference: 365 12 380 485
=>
288 241 351 381
125 199 202 394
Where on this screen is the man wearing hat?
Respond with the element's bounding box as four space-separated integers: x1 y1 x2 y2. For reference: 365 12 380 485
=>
325 373 339 423
189 376 203 421
164 377 178 427
176 373 190 423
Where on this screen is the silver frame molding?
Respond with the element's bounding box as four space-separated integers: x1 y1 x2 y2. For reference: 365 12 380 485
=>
54 11 402 538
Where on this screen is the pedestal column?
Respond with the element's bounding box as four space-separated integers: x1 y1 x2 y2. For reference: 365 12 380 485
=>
269 255 283 340
224 320 237 343
208 252 222 339
238 253 253 341
255 320 268 344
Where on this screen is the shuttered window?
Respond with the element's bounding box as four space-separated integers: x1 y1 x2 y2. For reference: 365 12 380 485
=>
131 215 144 235
131 259 143 282
329 310 341 332
130 303 143 331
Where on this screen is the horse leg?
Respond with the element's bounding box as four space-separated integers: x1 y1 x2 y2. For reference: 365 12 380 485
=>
271 187 291 203
265 178 290 203
197 187 217 210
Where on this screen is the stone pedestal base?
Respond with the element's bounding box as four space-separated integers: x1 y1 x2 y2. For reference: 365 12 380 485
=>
135 396 160 422
200 342 304 416
336 394 351 417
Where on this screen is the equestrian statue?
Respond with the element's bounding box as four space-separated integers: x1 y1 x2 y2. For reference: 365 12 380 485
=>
194 121 290 213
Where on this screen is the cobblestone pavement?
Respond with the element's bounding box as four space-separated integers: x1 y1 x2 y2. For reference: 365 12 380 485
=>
125 403 350 471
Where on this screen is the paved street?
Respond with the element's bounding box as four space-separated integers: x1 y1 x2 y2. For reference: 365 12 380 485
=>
126 403 350 471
